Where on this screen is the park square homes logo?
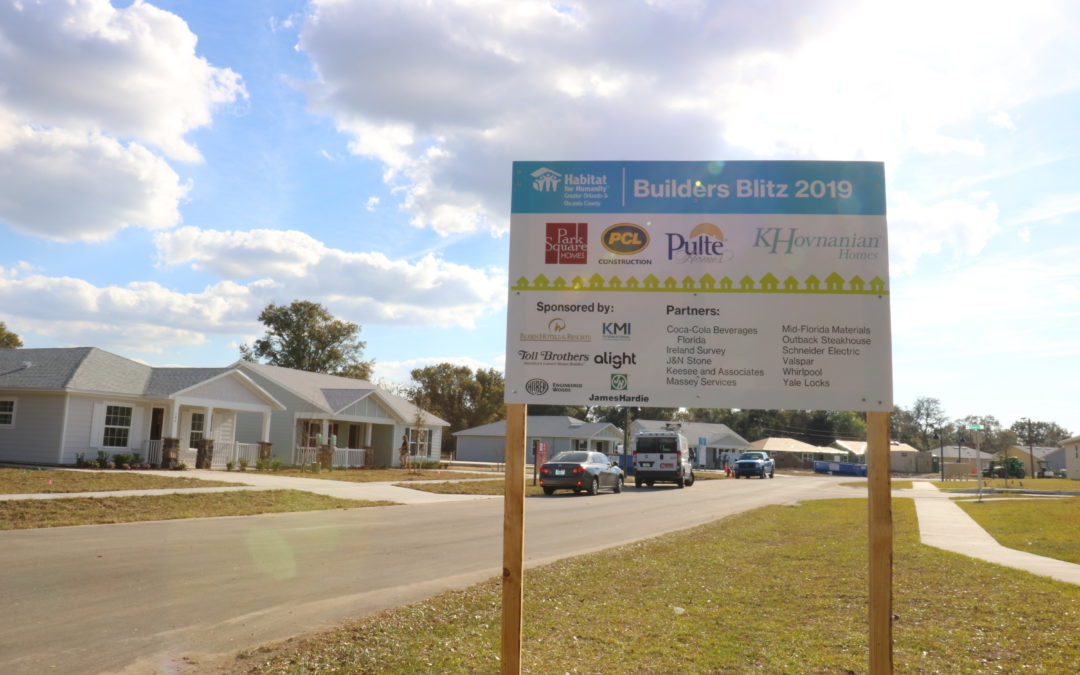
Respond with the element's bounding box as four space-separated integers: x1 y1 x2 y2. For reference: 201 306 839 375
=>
531 167 562 192
546 222 588 264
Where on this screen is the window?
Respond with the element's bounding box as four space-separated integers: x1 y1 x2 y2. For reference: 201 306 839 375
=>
190 412 205 446
0 399 14 427
408 428 430 456
103 405 132 447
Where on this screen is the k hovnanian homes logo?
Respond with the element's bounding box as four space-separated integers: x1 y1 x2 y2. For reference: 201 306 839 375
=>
545 222 588 264
753 226 882 260
519 317 592 343
666 222 734 264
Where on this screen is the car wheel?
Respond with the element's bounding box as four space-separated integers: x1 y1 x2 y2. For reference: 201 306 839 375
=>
768 470 774 479
676 474 685 488
587 477 599 496
542 486 555 495
573 487 582 494
635 477 643 488
734 473 740 479
686 471 695 487
646 480 654 487
613 475 623 493
760 469 767 479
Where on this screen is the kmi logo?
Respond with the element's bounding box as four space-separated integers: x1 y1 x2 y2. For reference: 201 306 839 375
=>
601 322 631 340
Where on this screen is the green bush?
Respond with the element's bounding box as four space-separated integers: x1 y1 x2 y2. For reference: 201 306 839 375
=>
270 458 283 472
238 458 249 472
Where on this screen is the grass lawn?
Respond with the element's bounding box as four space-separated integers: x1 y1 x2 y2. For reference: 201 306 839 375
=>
0 467 235 494
956 496 1080 565
261 468 495 482
230 498 1080 673
934 478 1079 492
839 480 914 490
0 490 395 530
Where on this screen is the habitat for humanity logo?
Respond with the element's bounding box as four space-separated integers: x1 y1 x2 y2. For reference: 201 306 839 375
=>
531 167 561 192
546 223 588 264
667 222 733 263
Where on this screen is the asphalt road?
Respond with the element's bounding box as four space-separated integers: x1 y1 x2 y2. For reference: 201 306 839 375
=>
0 474 858 674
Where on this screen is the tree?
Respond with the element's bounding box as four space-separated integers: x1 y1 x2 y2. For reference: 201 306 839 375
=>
240 301 374 378
0 322 23 349
1010 419 1072 447
408 363 505 455
910 397 947 450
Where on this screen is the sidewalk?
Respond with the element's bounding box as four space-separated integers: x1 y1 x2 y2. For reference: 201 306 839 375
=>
1 469 497 506
907 481 1080 585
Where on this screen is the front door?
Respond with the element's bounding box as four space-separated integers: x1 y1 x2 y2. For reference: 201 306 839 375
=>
150 408 164 441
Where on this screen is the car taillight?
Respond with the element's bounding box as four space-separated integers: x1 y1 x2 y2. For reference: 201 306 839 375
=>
675 450 682 463
540 466 550 475
572 465 586 474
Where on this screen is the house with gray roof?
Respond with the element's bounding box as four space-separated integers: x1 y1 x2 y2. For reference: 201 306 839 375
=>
231 361 449 467
628 419 752 469
453 416 622 463
0 348 283 467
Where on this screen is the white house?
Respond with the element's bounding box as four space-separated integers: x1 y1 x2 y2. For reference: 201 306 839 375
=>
834 439 932 473
1061 434 1080 480
454 416 623 463
628 419 751 469
0 348 283 467
232 361 449 467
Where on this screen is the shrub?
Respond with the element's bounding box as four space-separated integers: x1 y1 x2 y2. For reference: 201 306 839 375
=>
270 458 283 472
174 461 187 471
238 458 249 472
75 453 88 468
226 461 235 471
96 451 109 468
255 459 266 472
112 453 132 469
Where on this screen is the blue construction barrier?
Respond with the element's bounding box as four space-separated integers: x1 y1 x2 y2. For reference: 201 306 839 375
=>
813 460 867 477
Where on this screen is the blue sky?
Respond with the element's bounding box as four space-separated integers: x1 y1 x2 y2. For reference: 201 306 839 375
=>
1 0 1078 434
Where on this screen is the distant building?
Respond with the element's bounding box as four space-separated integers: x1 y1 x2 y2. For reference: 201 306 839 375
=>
454 416 622 463
628 419 751 468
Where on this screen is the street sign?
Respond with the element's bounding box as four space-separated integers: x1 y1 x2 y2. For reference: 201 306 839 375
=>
967 424 984 430
506 160 892 411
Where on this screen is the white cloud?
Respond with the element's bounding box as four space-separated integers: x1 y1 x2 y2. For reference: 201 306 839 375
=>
154 226 507 328
887 192 1000 276
0 119 187 241
0 0 245 241
298 0 1080 245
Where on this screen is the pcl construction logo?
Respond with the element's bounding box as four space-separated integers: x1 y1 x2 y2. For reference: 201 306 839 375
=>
601 223 650 255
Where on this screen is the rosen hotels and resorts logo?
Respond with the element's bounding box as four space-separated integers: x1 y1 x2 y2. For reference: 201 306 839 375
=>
519 317 592 343
546 222 588 264
667 222 733 263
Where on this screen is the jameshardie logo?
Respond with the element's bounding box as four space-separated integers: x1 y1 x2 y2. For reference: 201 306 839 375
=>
610 373 628 390
545 223 588 264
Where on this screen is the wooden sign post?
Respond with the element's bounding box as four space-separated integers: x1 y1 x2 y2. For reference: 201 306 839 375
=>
866 410 893 673
500 403 527 674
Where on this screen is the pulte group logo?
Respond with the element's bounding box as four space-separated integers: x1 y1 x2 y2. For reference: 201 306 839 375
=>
545 222 588 264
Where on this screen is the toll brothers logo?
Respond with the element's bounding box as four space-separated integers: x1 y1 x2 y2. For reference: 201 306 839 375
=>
667 222 734 263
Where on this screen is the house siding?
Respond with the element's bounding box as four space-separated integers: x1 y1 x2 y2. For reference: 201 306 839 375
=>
0 392 66 464
183 377 273 409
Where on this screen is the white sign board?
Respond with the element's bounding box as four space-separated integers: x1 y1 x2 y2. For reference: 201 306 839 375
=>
505 161 892 411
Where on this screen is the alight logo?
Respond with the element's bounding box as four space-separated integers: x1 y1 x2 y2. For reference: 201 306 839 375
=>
667 222 732 263
546 222 588 264
531 167 562 192
601 223 650 255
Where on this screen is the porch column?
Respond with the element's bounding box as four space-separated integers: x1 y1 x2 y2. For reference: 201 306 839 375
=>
168 400 180 438
321 418 330 446
364 423 372 446
260 412 271 443
206 406 215 440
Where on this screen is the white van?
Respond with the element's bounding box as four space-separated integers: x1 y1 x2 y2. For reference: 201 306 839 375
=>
632 430 695 488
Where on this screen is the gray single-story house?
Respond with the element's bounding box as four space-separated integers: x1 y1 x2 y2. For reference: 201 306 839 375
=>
0 347 283 467
231 361 449 467
834 439 933 473
454 416 623 463
627 419 752 469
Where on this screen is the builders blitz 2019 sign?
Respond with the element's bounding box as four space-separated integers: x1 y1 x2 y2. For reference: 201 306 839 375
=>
505 161 892 411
